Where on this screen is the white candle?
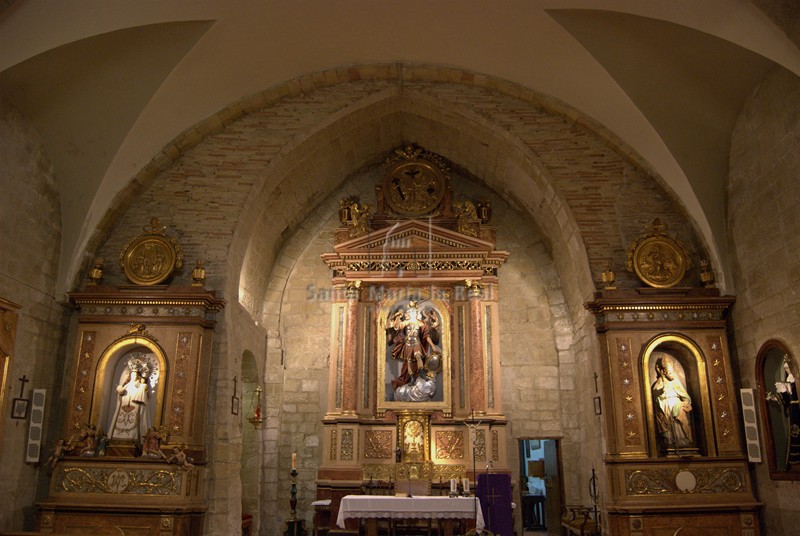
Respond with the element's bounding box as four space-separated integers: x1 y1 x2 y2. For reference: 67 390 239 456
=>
450 478 457 493
462 478 469 493
292 452 297 470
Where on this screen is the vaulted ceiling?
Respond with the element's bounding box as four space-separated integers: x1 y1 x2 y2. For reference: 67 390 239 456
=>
1 1 798 295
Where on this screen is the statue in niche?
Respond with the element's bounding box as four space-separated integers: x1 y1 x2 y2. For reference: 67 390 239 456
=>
386 300 442 402
766 355 800 468
651 354 695 453
108 352 158 444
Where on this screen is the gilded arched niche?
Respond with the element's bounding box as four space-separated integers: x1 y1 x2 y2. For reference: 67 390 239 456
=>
641 334 715 457
756 339 800 479
90 336 168 442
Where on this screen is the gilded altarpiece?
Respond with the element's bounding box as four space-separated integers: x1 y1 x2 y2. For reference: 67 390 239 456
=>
315 146 510 527
586 288 760 536
37 278 224 535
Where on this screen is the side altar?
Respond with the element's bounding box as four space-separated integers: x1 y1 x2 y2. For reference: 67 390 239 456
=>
586 220 760 535
315 145 511 527
36 219 225 535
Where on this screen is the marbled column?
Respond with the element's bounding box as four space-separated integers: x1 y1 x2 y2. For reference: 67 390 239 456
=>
468 283 486 415
341 282 361 416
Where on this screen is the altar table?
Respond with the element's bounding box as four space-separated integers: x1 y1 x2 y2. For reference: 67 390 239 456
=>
337 495 485 536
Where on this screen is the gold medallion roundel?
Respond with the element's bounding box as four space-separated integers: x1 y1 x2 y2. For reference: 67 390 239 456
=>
632 236 686 288
121 235 177 286
384 161 445 216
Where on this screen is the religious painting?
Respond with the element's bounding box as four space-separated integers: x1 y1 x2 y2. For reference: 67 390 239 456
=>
642 335 712 457
377 292 451 414
11 397 29 420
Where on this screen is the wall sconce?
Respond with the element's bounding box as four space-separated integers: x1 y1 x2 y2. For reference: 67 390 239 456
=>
247 385 264 428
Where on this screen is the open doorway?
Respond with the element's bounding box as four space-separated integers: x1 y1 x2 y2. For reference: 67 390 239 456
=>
519 439 562 535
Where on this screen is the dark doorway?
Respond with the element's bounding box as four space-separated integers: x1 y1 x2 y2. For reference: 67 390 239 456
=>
519 439 562 535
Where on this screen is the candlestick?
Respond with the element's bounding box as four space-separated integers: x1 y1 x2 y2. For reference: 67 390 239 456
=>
462 477 470 494
292 452 297 470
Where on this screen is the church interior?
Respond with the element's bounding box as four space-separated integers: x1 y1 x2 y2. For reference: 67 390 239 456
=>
1 2 799 535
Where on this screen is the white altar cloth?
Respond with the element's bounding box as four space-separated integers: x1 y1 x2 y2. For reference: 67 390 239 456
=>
337 495 485 529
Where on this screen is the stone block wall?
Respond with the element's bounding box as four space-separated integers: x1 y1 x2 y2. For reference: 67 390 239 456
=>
0 98 66 529
729 66 800 535
39 66 706 534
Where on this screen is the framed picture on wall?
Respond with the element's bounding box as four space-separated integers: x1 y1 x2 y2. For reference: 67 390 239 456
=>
593 396 602 415
231 395 240 416
11 397 29 419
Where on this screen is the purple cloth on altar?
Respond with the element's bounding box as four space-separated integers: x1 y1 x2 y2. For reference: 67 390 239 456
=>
477 473 513 536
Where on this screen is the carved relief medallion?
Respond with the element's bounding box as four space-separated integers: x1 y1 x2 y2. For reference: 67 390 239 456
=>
120 217 184 286
626 218 690 289
382 145 448 216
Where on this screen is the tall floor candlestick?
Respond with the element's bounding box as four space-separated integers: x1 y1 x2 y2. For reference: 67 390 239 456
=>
283 468 307 536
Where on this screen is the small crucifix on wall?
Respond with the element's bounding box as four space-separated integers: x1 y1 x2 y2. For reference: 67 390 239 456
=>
231 375 240 416
11 374 30 420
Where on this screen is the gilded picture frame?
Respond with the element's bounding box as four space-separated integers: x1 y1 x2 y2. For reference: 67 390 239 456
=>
377 291 452 415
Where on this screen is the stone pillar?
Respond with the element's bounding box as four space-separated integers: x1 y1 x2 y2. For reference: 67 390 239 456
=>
467 281 485 415
341 281 361 416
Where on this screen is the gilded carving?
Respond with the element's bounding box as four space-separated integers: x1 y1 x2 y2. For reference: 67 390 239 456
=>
339 198 372 238
55 466 183 495
432 464 466 480
435 431 464 460
119 217 184 286
330 429 337 461
364 430 393 459
382 145 448 216
169 333 193 434
707 335 734 445
341 429 354 461
492 429 499 462
454 200 479 237
348 260 483 272
617 338 641 446
362 464 396 481
71 332 96 431
625 467 744 496
473 429 486 461
625 218 690 289
395 460 433 481
39 511 54 528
